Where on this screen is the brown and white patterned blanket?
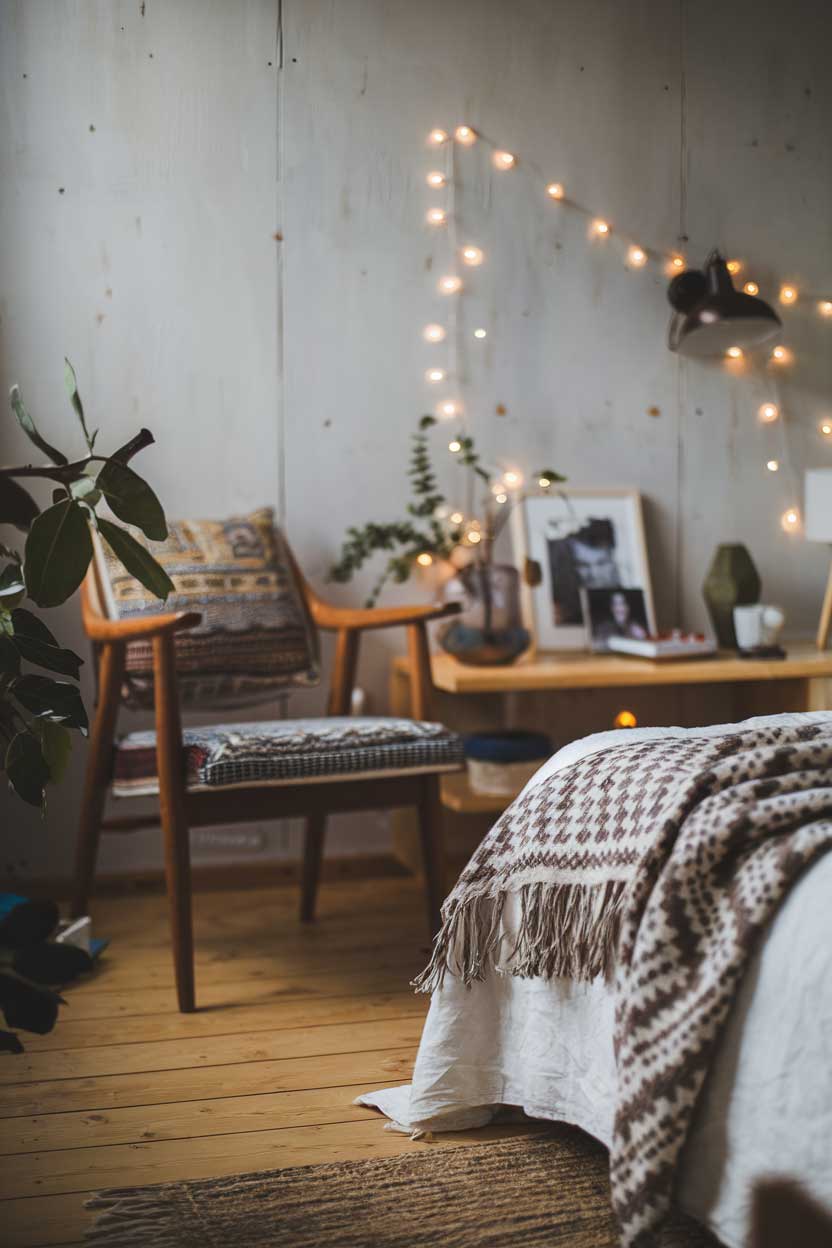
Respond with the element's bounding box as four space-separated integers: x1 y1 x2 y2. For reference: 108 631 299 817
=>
415 721 832 1247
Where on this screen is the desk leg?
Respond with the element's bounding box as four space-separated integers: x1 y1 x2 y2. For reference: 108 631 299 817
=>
807 677 832 712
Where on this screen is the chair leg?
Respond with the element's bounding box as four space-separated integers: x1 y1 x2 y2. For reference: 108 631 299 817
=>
416 775 446 938
72 643 125 918
154 633 195 1013
300 814 327 922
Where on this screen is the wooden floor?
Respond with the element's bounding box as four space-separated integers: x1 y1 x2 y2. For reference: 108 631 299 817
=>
0 874 522 1247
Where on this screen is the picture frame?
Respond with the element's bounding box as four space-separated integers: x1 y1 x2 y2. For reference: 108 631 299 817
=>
511 487 656 652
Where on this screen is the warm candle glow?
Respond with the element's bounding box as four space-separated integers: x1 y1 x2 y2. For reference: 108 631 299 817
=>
726 346 743 359
766 459 779 472
416 552 434 566
426 207 447 226
744 281 759 296
438 274 462 294
426 170 446 188
615 710 638 729
423 323 446 343
781 507 800 533
455 125 477 145
726 259 742 275
546 182 565 200
492 150 516 170
427 128 448 145
627 245 647 268
461 245 484 266
759 402 779 423
779 285 798 304
425 367 446 383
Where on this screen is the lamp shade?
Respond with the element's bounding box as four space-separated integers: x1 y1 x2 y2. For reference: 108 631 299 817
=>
804 469 832 541
668 252 781 357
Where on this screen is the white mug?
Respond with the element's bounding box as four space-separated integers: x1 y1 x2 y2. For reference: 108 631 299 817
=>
733 603 785 650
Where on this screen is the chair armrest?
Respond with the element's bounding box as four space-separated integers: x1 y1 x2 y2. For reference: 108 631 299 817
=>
82 609 202 644
309 599 461 633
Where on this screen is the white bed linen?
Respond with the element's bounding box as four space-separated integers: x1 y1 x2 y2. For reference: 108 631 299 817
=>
359 712 832 1247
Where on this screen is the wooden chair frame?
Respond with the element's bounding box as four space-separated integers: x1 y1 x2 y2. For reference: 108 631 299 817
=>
72 557 461 1012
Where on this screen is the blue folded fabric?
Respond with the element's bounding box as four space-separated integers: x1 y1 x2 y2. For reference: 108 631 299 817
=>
463 730 552 763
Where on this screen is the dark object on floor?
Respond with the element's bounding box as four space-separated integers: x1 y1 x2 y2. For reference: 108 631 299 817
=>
84 1127 722 1248
751 1178 832 1247
13 940 93 985
737 645 786 660
0 972 64 1035
0 898 59 947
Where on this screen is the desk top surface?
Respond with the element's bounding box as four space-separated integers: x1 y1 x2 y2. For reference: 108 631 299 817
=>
393 641 832 693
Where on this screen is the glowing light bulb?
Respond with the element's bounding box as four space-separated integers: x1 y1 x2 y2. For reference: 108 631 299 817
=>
492 150 516 171
726 346 743 359
766 459 780 472
667 254 685 274
780 285 798 304
744 281 759 296
759 402 779 423
438 400 460 418
466 529 482 544
473 327 487 339
438 274 462 294
614 710 638 730
627 245 647 268
538 476 551 488
426 170 446 188
591 219 611 237
423 323 446 343
416 552 434 567
726 259 742 275
820 301 832 317
771 345 790 363
821 421 832 437
502 470 523 489
427 128 448 145
494 492 508 504
426 207 447 226
425 367 446 384
546 182 565 200
461 245 484 266
449 511 464 526
455 125 477 145
781 508 800 533
448 438 462 453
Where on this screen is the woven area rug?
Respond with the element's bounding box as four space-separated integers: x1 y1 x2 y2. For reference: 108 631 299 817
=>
84 1127 722 1247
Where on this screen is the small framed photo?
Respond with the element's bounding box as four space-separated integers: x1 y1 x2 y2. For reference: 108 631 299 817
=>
511 488 656 652
583 587 650 652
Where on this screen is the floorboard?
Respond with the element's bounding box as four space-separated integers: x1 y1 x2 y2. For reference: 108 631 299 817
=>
0 876 518 1246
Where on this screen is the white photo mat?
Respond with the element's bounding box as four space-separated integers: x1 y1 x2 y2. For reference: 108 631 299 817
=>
511 488 655 652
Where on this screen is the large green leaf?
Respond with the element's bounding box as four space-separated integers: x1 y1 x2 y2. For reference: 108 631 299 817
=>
97 517 174 600
9 386 68 467
10 608 83 679
23 499 93 607
0 635 20 677
63 358 97 451
34 720 72 784
10 673 88 733
0 477 39 531
96 460 167 541
5 730 51 807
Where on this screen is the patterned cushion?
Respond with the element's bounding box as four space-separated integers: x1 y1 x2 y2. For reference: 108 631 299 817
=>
111 717 465 796
94 507 319 709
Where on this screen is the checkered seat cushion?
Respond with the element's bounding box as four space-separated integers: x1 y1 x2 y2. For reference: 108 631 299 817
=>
112 717 465 797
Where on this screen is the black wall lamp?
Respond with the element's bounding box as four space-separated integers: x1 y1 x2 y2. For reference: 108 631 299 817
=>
667 250 781 357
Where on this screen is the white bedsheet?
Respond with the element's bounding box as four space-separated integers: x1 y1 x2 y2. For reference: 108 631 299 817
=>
359 713 832 1247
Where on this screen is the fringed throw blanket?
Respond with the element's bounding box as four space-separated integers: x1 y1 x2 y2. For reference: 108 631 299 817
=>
415 721 832 1247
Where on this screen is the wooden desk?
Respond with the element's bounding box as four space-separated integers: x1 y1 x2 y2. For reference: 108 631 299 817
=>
389 641 832 870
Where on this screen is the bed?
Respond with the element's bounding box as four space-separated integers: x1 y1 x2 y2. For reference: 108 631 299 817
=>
359 713 832 1247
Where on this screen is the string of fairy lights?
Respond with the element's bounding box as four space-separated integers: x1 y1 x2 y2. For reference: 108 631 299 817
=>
419 123 832 542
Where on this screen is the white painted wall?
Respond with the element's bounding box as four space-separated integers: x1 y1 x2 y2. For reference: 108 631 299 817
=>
2 0 831 881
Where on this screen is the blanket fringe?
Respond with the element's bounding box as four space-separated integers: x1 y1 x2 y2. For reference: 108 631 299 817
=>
412 879 629 993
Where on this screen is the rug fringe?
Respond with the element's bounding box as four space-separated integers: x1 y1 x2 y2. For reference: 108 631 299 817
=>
412 879 628 993
83 1191 186 1246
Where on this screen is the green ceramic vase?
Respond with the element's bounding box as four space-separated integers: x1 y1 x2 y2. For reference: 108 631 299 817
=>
702 544 762 649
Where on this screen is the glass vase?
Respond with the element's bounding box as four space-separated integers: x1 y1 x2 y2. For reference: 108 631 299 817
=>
438 562 531 666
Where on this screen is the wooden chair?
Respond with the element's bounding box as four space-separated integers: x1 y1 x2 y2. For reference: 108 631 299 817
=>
72 556 462 1013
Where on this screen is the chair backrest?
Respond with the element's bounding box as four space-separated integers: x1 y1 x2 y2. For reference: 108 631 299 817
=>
91 506 320 709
